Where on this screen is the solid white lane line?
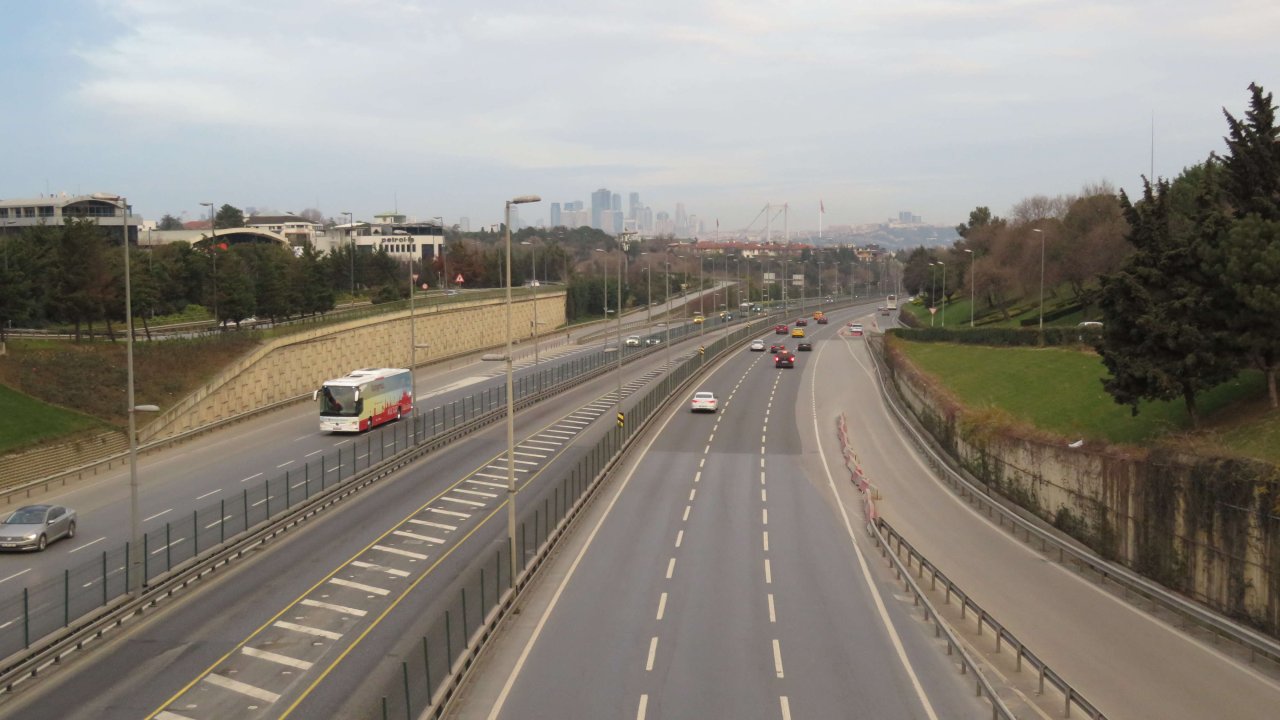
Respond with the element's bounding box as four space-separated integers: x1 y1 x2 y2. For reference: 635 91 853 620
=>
675 530 684 548
144 509 172 522
763 531 770 552
301 598 368 616
646 637 659 671
772 639 785 678
408 519 456 531
0 569 31 584
330 577 390 596
780 696 792 720
203 673 281 703
656 593 667 620
274 620 342 640
682 506 691 522
196 488 221 500
242 646 313 670
637 695 648 720
428 508 469 519
768 593 777 623
241 472 263 483
372 545 428 560
394 530 444 544
765 559 772 584
351 561 411 577
69 537 106 553
666 558 676 579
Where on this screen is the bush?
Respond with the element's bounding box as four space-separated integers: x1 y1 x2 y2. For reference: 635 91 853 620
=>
888 326 1092 347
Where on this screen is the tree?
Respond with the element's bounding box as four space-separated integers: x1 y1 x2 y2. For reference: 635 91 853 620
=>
1096 178 1238 427
955 206 998 238
215 251 256 327
299 208 324 224
157 214 185 231
1059 191 1131 310
1219 82 1280 222
1210 215 1280 407
214 204 245 230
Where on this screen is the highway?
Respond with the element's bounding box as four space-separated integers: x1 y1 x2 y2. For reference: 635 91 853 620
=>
449 309 987 719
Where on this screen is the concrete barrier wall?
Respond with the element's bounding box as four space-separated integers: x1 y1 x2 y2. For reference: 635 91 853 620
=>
140 293 566 441
0 432 128 491
882 340 1280 636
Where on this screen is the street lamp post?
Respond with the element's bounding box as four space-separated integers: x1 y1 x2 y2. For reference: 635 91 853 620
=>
503 195 540 587
964 248 975 327
939 260 947 327
930 262 939 327
343 211 355 300
434 216 446 293
123 196 161 593
1033 228 1045 331
615 232 636 413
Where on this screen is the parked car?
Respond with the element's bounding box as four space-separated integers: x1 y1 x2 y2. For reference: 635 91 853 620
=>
0 505 77 551
775 352 796 369
690 391 719 413
797 341 812 351
750 340 766 352
625 335 641 347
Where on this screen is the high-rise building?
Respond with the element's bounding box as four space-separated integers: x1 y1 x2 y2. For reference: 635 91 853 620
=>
550 203 561 228
675 203 688 237
611 193 621 214
628 192 640 220
459 217 470 232
591 188 611 230
565 200 583 212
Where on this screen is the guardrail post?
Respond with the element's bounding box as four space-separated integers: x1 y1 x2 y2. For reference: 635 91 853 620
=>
124 541 130 591
422 636 432 699
193 510 199 555
264 479 271 519
102 550 108 605
165 522 172 571
445 610 453 668
64 568 70 627
285 470 291 508
23 588 29 648
462 587 469 640
243 489 249 534
402 661 412 720
220 498 226 544
144 533 150 585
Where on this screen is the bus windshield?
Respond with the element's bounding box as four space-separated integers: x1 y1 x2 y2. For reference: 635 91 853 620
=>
320 386 361 417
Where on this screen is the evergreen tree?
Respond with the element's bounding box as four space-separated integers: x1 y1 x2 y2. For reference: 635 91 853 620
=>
1220 83 1280 221
1096 178 1238 426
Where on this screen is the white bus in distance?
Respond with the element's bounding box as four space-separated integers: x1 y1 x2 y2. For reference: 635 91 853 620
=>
315 368 413 433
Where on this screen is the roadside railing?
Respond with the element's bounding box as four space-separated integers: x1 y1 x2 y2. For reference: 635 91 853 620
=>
863 334 1280 669
875 518 1105 719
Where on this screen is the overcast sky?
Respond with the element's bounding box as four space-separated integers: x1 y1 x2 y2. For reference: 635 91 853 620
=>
2 0 1275 232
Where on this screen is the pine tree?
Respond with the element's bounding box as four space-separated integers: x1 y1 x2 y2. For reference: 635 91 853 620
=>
1220 83 1280 222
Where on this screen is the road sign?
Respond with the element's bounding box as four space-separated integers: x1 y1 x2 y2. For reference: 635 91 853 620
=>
616 412 625 428
929 307 937 315
455 274 464 284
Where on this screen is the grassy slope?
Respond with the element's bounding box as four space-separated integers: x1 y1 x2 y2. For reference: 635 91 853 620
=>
895 340 1275 460
0 384 108 455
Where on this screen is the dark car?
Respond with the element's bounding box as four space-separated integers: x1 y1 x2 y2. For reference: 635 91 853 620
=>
775 352 796 368
797 341 812 351
815 316 829 324
770 343 787 354
0 505 77 551
774 324 789 335
795 318 808 327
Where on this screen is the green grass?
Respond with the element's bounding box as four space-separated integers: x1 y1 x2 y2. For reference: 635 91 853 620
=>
895 341 1268 450
0 384 108 455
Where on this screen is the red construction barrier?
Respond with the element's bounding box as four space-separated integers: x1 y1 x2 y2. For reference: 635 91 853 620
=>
836 413 878 521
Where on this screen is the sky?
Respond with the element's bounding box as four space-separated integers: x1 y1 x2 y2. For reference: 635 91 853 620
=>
2 0 1276 232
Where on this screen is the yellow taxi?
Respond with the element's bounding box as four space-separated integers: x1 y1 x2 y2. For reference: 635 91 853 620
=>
692 313 704 324
791 327 805 338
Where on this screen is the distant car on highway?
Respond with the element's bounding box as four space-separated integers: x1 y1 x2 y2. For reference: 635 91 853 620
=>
0 505 77 551
625 335 641 347
797 341 812 351
690 391 719 413
816 316 829 324
850 323 864 337
795 318 808 327
791 327 806 338
750 340 766 352
645 337 662 346
774 324 789 335
770 343 787 354
775 352 796 369
693 313 705 324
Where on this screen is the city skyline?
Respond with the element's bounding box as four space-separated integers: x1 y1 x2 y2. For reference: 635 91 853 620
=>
1 2 1273 231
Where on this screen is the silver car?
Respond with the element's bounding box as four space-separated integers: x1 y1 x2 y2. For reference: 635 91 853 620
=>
0 505 77 551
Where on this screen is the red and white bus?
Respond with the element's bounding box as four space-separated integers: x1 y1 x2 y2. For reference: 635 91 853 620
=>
315 368 413 433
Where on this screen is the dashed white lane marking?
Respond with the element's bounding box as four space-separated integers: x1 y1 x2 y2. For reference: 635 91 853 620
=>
699 458 705 468
443 496 485 507
694 471 701 483
637 694 649 720
408 519 456 531
474 472 508 481
351 560 411 577
768 593 777 622
69 537 106 553
780 696 792 720
502 458 540 466
525 439 561 447
467 479 506 490
301 598 368 616
456 488 498 499
156 710 196 720
144 509 172 522
428 508 469 519
656 593 667 620
703 444 711 454
241 472 263 483
761 471 766 485
540 430 575 438
646 637 659 671
688 488 697 501
242 645 313 670
762 531 770 551
772 639 785 678
394 530 444 544
305 449 323 458
196 488 221 500
761 489 767 502
682 506 691 522
666 558 676 579
675 530 684 548
765 559 773 584
372 544 428 560
514 451 547 458
203 673 281 703
760 458 765 467
329 577 390 596
0 569 31 584
277 460 294 469
762 508 769 525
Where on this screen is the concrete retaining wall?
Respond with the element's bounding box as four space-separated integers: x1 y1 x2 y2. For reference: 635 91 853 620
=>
882 339 1280 635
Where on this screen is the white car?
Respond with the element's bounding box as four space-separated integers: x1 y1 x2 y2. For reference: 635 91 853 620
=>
690 391 719 413
749 339 766 352
625 335 641 347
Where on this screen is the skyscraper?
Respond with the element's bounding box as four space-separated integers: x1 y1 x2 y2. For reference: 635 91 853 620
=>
591 188 611 230
628 192 640 220
550 202 562 228
675 203 688 237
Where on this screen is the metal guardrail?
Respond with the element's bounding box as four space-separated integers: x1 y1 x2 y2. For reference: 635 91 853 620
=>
863 334 1280 669
875 518 1103 719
